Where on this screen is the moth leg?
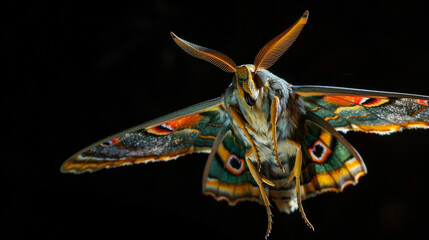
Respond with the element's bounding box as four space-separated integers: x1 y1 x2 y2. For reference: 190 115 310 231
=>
270 95 285 172
228 105 262 170
286 139 314 230
261 175 275 187
245 149 272 239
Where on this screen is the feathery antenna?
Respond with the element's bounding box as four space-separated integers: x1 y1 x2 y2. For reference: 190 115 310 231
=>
170 32 237 73
254 10 309 71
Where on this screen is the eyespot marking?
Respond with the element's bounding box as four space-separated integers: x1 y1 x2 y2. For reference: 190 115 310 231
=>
416 99 429 106
100 137 122 148
226 154 245 175
308 140 331 163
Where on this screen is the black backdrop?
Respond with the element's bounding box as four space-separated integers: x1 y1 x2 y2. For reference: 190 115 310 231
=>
4 1 429 239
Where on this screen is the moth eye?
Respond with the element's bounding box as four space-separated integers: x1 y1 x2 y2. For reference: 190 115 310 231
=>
232 75 238 88
244 91 256 106
254 71 268 88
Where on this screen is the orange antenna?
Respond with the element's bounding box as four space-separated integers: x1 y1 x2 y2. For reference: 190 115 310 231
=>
171 32 237 73
254 10 309 71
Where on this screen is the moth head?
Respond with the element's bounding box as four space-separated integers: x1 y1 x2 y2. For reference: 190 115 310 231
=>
170 10 308 107
233 65 267 106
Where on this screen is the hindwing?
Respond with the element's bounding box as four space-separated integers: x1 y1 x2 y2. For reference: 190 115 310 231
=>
299 113 367 199
202 129 262 205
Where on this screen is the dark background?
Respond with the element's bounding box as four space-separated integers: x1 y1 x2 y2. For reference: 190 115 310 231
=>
3 1 429 239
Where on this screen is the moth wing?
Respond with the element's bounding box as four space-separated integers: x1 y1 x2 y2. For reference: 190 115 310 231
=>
299 112 367 199
202 128 262 205
61 97 227 173
293 85 429 134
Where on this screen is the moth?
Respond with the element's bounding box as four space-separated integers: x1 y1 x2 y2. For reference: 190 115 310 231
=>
61 10 429 238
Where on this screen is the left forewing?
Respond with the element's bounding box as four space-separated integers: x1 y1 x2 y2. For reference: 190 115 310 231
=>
61 97 227 173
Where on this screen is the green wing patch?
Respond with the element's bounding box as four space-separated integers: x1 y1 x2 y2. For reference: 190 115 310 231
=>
300 116 367 199
202 129 261 205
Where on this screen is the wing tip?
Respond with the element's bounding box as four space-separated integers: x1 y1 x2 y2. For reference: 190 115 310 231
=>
170 31 177 39
60 159 95 174
303 10 309 19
